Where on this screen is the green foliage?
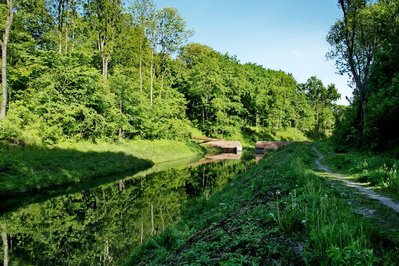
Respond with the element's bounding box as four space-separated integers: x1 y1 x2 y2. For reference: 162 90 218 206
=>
271 128 308 141
177 44 322 139
2 0 341 144
327 240 375 266
8 53 118 143
299 76 340 138
330 0 399 152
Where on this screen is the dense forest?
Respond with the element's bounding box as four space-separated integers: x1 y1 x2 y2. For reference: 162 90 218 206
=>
0 0 341 145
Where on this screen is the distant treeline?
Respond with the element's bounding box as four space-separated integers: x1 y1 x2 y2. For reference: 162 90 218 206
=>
0 0 340 144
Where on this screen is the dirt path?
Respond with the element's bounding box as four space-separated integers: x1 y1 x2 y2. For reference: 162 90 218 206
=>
312 146 399 214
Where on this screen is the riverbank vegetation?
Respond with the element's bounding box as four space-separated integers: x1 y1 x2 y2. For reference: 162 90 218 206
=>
0 140 203 197
126 143 399 265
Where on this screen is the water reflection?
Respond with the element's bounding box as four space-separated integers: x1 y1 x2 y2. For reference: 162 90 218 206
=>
0 154 254 265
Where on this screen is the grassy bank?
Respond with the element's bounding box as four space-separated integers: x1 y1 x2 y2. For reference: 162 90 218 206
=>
316 142 399 200
126 143 399 265
0 140 204 197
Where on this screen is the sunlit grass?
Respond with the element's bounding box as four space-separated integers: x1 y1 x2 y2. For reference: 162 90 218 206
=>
0 140 204 196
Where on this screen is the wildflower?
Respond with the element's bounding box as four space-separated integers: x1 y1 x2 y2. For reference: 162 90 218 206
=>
276 190 281 195
301 220 306 224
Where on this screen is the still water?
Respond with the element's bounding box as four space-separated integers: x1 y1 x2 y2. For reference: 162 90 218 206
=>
0 153 255 265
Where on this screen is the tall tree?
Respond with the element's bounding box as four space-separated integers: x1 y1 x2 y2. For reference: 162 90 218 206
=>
131 0 155 100
327 0 379 136
155 7 192 98
50 0 67 54
300 76 340 137
1 223 8 266
0 0 13 119
86 0 122 80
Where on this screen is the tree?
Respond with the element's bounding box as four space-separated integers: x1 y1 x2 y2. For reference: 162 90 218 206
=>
86 0 122 80
0 0 13 119
1 223 8 266
300 76 340 137
130 0 155 99
327 0 379 137
48 0 78 54
49 0 67 54
155 7 192 97
156 7 192 57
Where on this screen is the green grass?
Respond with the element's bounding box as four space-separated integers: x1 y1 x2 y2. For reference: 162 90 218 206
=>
225 127 309 149
0 140 204 196
57 140 205 164
125 142 399 265
315 141 399 200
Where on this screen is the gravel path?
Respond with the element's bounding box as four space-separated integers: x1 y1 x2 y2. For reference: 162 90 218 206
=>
312 146 399 213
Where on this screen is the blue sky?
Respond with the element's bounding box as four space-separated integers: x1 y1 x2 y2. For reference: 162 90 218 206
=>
153 0 351 105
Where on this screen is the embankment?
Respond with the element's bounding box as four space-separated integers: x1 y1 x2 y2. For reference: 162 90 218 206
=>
126 142 399 265
0 140 204 197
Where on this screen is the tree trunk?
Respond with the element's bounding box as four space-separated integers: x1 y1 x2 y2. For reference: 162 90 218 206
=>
1 224 9 266
0 0 13 120
57 0 64 54
118 99 123 139
160 206 165 231
151 204 156 236
65 26 68 54
360 87 368 137
140 213 144 244
150 50 154 105
65 0 72 55
58 31 62 54
139 37 143 103
102 55 108 80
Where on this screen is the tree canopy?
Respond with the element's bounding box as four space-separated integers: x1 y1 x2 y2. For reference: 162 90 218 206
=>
0 0 341 144
329 0 399 153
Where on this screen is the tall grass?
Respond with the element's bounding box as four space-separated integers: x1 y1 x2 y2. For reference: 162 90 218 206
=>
270 145 375 264
316 142 399 195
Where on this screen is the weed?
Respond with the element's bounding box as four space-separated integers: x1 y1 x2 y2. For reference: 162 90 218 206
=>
327 240 375 265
